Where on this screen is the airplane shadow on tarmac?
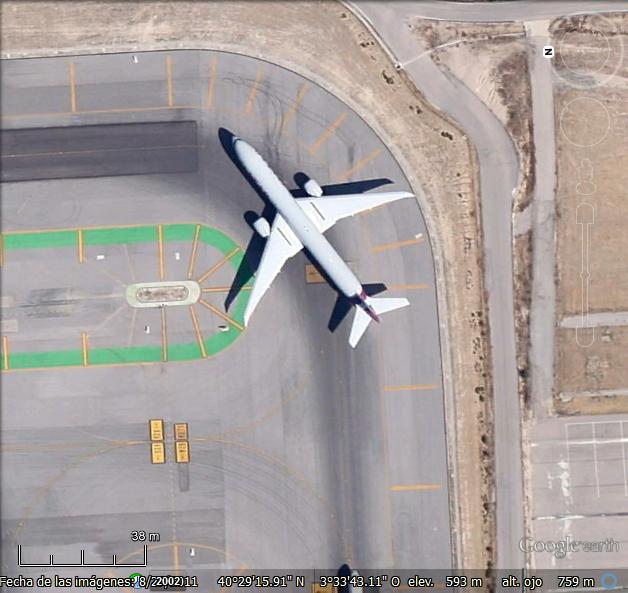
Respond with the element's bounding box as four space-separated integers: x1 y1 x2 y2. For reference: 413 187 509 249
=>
218 127 390 333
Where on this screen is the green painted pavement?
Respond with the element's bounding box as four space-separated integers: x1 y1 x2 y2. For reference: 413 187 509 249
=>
2 223 254 370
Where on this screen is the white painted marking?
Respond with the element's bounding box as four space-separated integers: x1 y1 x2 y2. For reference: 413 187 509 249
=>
96 254 105 260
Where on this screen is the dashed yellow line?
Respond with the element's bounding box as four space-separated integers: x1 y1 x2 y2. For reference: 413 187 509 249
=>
158 224 165 280
309 112 347 155
201 285 252 293
337 149 381 182
244 66 265 116
280 83 310 132
197 247 240 284
68 62 77 113
2 336 9 370
371 236 424 253
206 55 218 109
77 229 84 263
166 56 174 108
187 224 201 279
384 384 438 393
161 307 168 362
198 299 244 332
390 483 442 492
81 332 89 366
189 306 207 359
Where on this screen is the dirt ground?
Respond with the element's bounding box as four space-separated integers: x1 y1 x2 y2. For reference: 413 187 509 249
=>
0 1 492 570
412 20 535 212
552 13 628 413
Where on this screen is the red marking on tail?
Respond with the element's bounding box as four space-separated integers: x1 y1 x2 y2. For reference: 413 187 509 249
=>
359 289 380 323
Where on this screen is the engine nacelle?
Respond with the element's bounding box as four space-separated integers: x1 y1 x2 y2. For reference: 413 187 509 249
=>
252 217 271 238
304 179 323 198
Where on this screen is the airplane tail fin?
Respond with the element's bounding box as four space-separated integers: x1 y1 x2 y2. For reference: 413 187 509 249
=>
348 296 410 348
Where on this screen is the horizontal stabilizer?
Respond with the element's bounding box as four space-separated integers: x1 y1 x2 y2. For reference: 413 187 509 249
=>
349 307 372 348
348 296 410 348
371 297 410 316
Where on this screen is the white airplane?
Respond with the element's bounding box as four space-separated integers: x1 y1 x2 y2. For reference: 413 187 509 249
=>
234 137 413 347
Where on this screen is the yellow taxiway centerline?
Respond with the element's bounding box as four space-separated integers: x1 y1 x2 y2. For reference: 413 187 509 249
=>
390 483 442 492
244 66 265 116
158 224 165 280
309 112 347 156
371 236 424 253
173 543 180 575
2 336 9 370
197 247 240 284
386 283 429 291
383 384 438 393
77 229 85 263
198 299 244 332
206 55 218 109
81 332 89 366
68 62 78 113
166 56 174 108
280 83 310 132
201 285 252 293
189 306 207 359
187 224 201 279
337 148 381 182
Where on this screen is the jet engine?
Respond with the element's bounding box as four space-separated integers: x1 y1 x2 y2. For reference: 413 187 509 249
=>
304 178 323 197
252 217 271 238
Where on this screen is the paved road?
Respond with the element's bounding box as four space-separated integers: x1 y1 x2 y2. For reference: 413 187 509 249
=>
526 20 557 422
0 50 451 576
348 0 628 570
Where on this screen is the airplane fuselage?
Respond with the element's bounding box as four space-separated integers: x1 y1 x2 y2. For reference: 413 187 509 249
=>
235 139 364 300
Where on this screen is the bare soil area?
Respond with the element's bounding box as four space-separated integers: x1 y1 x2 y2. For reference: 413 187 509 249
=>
552 13 628 414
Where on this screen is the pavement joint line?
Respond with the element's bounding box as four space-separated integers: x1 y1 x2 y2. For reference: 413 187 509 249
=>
81 332 89 366
383 384 438 393
77 229 84 263
390 484 442 492
189 306 207 359
187 224 201 279
2 336 9 370
197 247 240 284
161 307 168 363
198 298 244 332
371 236 424 253
206 55 218 109
244 66 265 116
280 83 310 132
308 111 348 155
68 62 77 113
158 224 165 280
337 148 381 182
166 55 174 108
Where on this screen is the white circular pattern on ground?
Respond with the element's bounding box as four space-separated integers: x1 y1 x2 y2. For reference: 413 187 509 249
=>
559 96 611 148
553 14 625 89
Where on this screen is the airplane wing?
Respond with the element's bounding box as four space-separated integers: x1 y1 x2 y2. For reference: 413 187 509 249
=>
243 213 303 326
296 191 413 233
